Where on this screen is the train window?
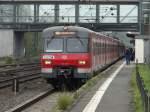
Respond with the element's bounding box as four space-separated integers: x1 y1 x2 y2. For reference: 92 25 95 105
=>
66 38 88 53
45 38 63 52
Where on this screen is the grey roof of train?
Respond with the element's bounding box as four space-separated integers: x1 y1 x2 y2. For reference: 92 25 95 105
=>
43 26 94 33
43 26 120 41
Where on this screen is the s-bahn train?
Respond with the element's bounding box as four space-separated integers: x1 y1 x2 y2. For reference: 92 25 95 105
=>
41 26 124 88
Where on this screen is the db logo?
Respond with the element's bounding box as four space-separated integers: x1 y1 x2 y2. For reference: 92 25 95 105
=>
62 55 67 59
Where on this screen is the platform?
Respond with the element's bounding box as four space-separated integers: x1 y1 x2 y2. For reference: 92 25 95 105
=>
69 61 135 112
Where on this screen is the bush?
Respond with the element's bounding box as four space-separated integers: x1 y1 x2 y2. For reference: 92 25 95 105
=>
5 56 13 64
57 92 74 110
51 73 102 112
131 68 143 112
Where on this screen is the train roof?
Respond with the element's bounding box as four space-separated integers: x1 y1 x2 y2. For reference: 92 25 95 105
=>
43 26 95 38
43 26 120 42
43 26 94 33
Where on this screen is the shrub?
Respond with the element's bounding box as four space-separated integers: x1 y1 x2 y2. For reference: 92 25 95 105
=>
131 68 143 112
57 92 74 110
5 56 13 64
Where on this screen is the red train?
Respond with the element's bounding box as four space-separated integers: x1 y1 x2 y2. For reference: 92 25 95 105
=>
41 26 124 88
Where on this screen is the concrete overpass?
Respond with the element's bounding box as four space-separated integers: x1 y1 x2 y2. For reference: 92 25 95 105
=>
0 0 140 57
0 0 138 4
0 0 139 31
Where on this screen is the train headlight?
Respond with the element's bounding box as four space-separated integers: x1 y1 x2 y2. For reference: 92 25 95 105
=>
78 61 86 65
45 60 51 65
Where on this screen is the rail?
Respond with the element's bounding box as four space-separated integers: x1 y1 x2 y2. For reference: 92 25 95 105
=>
0 62 40 68
0 72 41 91
136 63 150 112
0 62 41 93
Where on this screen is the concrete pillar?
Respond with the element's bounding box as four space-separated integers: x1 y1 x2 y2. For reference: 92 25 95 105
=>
135 35 150 63
144 39 150 64
14 32 25 57
0 29 14 57
0 30 25 58
135 39 144 63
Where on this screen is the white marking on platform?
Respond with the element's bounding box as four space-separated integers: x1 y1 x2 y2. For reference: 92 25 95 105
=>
82 62 125 112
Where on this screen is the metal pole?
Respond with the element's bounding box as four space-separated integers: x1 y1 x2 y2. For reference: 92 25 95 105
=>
139 0 142 34
148 95 149 112
34 4 39 23
117 4 120 23
145 90 148 112
75 4 79 24
136 59 139 74
55 4 59 23
13 4 17 24
12 77 19 94
96 4 99 23
149 11 150 35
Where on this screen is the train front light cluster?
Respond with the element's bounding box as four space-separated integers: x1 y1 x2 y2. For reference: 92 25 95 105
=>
45 60 51 65
78 60 86 65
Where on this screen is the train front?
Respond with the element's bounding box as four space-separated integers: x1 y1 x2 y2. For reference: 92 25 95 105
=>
41 26 91 87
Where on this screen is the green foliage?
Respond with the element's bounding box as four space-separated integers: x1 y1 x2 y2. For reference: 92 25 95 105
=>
50 106 61 112
73 91 80 99
24 32 43 58
57 92 74 110
138 64 150 92
73 74 102 101
5 56 13 64
93 71 98 77
83 75 101 90
51 73 102 112
131 68 144 112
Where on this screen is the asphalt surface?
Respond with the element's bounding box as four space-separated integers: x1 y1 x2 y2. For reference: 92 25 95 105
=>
69 61 135 112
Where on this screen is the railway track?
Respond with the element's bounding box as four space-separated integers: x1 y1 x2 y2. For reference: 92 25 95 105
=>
0 62 56 112
0 62 41 89
0 72 41 89
0 63 40 74
5 89 55 112
0 62 40 69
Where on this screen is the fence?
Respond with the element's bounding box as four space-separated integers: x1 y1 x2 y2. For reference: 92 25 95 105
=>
136 63 150 112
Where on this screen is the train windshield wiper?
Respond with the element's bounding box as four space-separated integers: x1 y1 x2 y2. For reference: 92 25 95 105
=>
76 36 85 46
47 37 54 47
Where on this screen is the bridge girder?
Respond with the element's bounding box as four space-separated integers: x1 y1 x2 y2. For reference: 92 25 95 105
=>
0 2 139 32
0 23 139 32
0 0 139 4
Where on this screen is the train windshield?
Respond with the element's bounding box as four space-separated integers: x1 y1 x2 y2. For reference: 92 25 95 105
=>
66 38 88 53
45 38 88 53
45 38 63 52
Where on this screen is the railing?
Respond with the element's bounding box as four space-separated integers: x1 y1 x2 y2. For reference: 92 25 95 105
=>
0 16 138 23
136 63 150 112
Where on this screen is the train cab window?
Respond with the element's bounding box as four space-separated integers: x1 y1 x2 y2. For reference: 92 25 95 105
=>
45 38 63 52
66 38 88 53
